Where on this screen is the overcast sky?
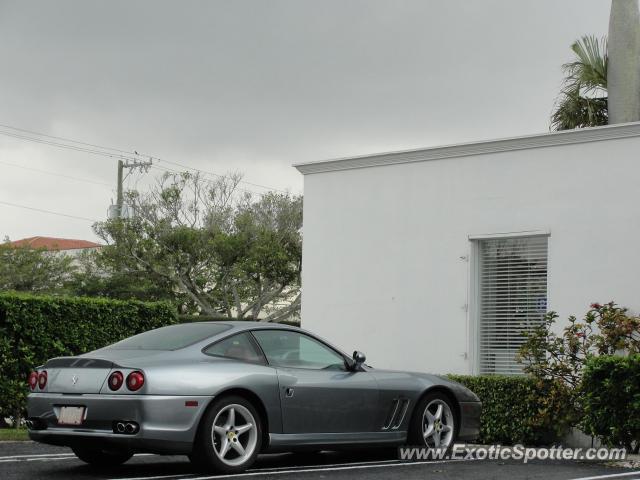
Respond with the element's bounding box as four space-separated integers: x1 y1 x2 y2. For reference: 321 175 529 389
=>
0 0 610 242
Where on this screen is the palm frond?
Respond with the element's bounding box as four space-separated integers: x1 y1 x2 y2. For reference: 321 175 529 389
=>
564 35 608 94
551 35 608 131
551 89 608 130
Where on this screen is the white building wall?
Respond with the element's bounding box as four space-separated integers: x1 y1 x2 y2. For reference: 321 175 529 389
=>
297 125 640 375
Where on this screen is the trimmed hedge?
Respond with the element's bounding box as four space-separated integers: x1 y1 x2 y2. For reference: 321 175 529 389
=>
448 374 571 445
581 354 640 450
0 293 177 420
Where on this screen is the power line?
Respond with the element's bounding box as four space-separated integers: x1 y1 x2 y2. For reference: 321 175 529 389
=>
149 164 266 196
0 123 133 155
152 157 288 193
0 160 112 188
0 123 286 193
0 124 288 194
0 200 99 222
0 130 137 162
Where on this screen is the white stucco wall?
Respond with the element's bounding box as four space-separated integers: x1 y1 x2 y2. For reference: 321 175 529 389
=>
296 124 640 375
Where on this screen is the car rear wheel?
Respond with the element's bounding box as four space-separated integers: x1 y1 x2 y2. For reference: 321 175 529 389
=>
190 395 262 473
409 392 457 450
71 446 133 466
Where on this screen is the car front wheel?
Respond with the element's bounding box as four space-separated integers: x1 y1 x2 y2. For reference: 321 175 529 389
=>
409 392 457 450
190 395 262 473
71 446 133 466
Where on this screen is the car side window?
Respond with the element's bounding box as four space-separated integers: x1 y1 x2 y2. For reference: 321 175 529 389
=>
252 330 346 370
203 332 265 364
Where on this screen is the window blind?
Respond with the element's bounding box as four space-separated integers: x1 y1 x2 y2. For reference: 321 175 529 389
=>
478 236 548 375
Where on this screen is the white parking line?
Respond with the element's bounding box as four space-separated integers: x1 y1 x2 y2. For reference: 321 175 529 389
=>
0 452 75 459
109 475 192 480
0 452 155 463
110 458 476 480
108 459 406 480
26 456 77 462
570 472 640 480
250 458 401 472
0 456 75 463
190 458 476 480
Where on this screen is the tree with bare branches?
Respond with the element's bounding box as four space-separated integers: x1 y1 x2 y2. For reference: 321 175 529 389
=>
93 172 302 322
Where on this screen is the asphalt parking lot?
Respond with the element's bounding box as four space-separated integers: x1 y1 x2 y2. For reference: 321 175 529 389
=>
1 441 639 480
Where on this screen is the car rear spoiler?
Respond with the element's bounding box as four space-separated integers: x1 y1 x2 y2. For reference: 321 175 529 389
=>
43 357 117 369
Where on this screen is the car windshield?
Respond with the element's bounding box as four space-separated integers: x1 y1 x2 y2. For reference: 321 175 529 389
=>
107 323 231 350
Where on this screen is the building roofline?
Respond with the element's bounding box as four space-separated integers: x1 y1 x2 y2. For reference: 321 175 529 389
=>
293 121 640 175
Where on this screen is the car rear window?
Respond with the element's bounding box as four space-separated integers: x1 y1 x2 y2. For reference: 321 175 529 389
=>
107 323 231 350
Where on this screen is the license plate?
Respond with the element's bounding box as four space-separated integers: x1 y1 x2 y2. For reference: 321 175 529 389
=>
58 406 85 426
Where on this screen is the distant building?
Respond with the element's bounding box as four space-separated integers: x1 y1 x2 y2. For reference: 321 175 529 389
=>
9 236 101 258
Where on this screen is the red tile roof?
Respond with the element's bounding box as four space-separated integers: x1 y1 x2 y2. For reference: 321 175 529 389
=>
9 236 102 251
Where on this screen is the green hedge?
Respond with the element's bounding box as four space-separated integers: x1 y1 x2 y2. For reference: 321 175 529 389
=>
581 354 640 450
0 292 177 421
448 374 572 445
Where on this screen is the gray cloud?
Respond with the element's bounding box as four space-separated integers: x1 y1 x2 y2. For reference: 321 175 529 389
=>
0 0 610 241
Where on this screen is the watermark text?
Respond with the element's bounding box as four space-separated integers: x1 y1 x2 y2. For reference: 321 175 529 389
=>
398 444 627 463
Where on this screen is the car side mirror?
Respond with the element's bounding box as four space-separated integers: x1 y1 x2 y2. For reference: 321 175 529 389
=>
352 350 366 371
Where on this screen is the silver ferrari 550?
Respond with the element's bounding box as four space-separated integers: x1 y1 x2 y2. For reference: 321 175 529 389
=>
27 322 481 473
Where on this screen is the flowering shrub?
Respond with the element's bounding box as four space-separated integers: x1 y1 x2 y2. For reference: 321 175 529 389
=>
517 302 640 447
518 302 640 388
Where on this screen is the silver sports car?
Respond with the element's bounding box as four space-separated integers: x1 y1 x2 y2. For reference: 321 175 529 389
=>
27 321 481 473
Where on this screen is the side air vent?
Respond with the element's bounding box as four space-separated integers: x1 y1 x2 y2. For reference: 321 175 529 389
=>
382 398 410 430
391 398 410 429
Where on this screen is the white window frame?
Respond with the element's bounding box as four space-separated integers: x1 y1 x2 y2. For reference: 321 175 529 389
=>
468 231 550 375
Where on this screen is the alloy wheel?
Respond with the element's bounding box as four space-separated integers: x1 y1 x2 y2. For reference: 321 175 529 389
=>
211 403 258 467
422 398 454 448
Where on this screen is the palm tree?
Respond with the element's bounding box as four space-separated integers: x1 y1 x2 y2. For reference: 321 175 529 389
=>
551 35 608 131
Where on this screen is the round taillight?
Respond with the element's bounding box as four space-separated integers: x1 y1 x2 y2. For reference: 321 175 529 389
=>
108 371 124 391
38 371 47 390
126 371 144 391
28 372 38 390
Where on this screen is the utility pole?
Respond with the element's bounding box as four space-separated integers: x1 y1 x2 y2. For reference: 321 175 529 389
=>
116 160 124 218
114 157 153 218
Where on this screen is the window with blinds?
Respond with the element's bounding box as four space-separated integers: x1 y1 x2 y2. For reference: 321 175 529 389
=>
477 236 548 375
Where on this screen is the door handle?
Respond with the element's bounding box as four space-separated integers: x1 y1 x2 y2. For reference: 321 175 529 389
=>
285 387 294 398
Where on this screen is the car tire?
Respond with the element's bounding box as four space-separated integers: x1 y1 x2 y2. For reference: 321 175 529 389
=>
71 446 133 466
408 391 457 451
190 395 262 474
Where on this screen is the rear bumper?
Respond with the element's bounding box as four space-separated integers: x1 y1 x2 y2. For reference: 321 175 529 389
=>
28 430 193 454
457 401 481 442
27 393 212 454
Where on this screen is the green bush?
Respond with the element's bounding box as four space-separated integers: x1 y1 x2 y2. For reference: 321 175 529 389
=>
581 354 640 452
448 374 573 445
0 292 177 422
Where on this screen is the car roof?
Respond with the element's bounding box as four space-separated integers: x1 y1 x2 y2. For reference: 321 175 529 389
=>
192 320 300 330
192 321 302 332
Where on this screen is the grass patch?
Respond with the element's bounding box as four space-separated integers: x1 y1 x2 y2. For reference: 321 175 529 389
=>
0 428 29 441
